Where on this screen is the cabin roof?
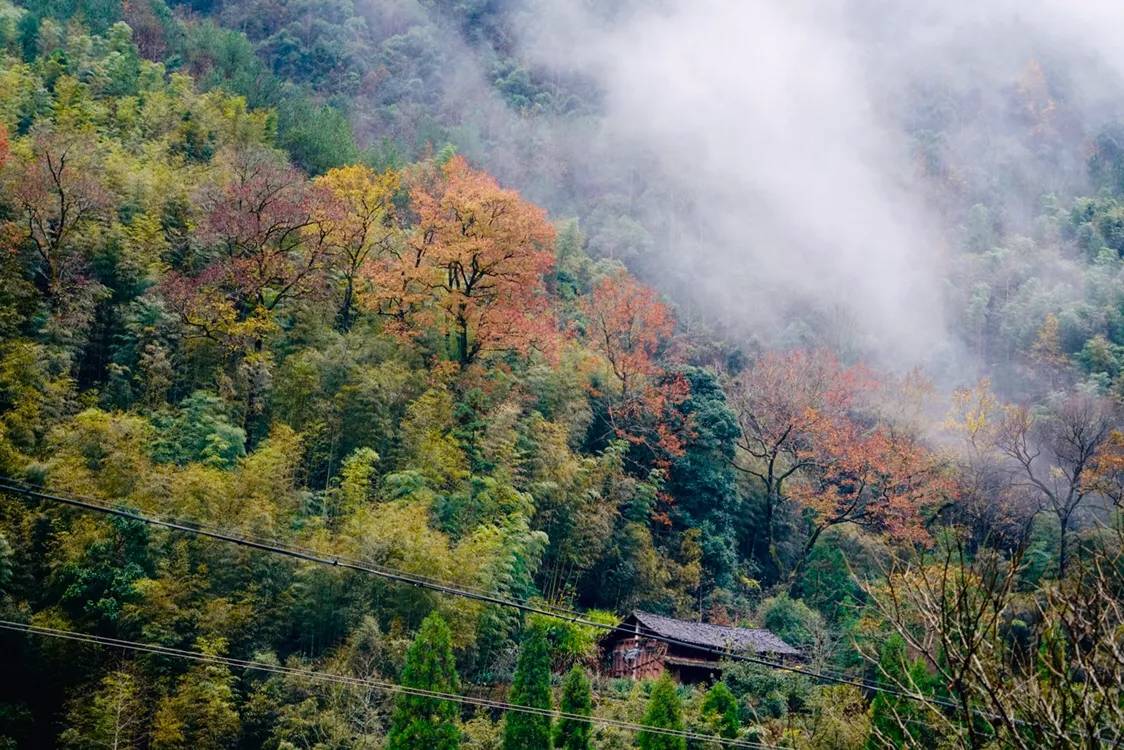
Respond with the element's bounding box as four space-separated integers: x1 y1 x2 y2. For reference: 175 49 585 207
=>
619 611 800 657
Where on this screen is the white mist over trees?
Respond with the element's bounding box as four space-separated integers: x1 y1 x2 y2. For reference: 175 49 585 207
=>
471 0 1124 370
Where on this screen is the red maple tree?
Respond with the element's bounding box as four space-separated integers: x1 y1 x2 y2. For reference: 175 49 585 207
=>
582 270 675 399
163 147 332 345
368 156 557 366
730 350 946 581
581 270 687 461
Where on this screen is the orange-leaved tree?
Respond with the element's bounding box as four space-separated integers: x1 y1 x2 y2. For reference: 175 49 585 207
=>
581 270 687 462
582 270 674 399
729 350 946 582
788 417 948 580
368 156 556 366
728 350 866 581
1089 429 1124 510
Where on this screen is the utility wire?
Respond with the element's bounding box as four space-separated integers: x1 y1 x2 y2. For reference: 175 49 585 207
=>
6 482 1114 742
0 619 778 750
0 477 963 712
0 477 960 708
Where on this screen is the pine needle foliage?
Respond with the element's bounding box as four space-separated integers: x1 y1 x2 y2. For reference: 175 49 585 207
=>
638 676 686 750
553 665 593 750
387 613 460 750
701 681 740 739
502 625 553 750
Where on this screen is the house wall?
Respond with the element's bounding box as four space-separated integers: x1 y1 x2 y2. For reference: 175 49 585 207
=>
599 618 800 683
606 637 667 680
603 638 726 682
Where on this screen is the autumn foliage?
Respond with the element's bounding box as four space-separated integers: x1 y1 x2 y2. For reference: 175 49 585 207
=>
581 270 688 459
1089 429 1124 508
5 12 1124 749
314 164 400 331
731 350 946 578
789 417 947 551
367 155 557 365
5 130 111 304
201 148 333 312
162 148 333 345
582 271 675 399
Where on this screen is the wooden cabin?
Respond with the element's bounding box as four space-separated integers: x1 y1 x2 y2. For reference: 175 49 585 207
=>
600 611 800 684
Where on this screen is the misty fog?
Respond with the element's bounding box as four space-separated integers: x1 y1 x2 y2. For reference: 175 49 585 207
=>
389 0 1124 373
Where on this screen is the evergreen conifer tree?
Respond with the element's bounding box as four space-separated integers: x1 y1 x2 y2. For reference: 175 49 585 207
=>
553 665 592 750
387 613 460 750
502 625 553 750
867 634 937 749
638 676 686 750
701 681 739 739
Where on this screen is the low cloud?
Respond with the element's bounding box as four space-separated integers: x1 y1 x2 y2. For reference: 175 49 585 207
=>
494 0 1124 369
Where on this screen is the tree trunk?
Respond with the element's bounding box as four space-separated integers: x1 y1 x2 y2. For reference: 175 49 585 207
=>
762 491 783 583
337 276 354 332
1057 511 1069 579
790 523 827 585
456 305 470 366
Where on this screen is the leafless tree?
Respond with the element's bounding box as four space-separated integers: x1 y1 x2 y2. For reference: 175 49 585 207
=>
862 532 1123 750
995 394 1114 578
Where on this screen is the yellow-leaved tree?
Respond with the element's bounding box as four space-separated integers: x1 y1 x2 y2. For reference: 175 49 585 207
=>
314 164 400 331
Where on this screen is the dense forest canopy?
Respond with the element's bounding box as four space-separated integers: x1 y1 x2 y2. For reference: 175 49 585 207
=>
0 0 1122 748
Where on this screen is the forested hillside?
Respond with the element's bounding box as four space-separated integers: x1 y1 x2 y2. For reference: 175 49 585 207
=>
0 1 1121 748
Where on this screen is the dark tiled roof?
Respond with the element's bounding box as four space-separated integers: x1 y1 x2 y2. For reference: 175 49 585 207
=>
630 611 800 657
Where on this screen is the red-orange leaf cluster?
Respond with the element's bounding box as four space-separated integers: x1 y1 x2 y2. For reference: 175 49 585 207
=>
1089 429 1124 508
582 270 675 399
731 349 869 472
731 350 946 577
367 156 557 366
790 420 947 547
581 270 687 460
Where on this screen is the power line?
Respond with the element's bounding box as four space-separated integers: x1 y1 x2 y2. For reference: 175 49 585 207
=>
0 477 957 706
0 619 779 750
13 481 1113 743
0 476 957 711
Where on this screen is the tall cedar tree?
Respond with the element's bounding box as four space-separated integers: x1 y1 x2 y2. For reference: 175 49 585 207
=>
553 665 593 750
387 613 460 750
503 625 553 750
700 681 739 739
638 676 686 750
